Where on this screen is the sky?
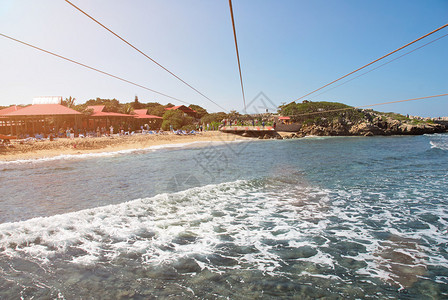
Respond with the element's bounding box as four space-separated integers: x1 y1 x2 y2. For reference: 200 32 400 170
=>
0 0 447 117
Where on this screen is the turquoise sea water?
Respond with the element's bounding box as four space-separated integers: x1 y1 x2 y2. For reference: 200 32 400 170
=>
0 134 447 298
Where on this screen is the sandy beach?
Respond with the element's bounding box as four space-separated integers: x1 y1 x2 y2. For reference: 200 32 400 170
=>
0 131 249 162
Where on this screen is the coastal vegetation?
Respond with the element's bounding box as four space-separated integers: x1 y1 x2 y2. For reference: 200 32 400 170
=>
161 110 195 131
278 101 446 137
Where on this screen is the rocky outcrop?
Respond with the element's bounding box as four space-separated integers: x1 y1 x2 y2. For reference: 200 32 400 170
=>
295 112 447 137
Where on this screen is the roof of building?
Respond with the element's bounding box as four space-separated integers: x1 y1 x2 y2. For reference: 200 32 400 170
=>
133 109 148 115
165 105 196 113
132 109 163 119
4 104 82 116
0 105 24 116
87 105 106 113
86 105 133 118
278 116 291 120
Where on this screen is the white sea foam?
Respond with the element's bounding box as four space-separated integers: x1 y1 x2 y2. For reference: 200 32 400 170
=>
0 175 446 286
428 133 448 150
0 179 331 273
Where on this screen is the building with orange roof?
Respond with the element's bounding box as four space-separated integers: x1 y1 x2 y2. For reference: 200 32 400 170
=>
83 105 135 132
165 105 197 118
2 104 82 136
0 105 23 135
132 109 163 130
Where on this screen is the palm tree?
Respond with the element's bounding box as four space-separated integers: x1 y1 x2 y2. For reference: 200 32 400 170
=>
63 96 76 108
121 103 133 114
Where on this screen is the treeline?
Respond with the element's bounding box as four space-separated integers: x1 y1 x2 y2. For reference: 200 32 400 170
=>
277 100 434 126
63 96 238 131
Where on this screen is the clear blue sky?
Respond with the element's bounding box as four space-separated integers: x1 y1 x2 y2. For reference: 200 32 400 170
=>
1 0 447 117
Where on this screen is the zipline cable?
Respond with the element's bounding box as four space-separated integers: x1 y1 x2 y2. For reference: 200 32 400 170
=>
65 0 228 112
309 33 448 100
228 0 247 112
292 23 448 103
0 33 191 105
285 93 448 118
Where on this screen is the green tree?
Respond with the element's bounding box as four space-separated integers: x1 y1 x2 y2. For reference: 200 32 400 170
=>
162 110 194 131
62 96 76 108
201 112 228 124
278 101 364 124
145 103 166 116
85 98 121 112
189 104 208 119
121 103 134 114
132 95 145 109
148 106 166 117
145 102 163 108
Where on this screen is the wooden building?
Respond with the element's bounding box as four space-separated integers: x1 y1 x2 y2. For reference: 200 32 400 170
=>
1 104 82 136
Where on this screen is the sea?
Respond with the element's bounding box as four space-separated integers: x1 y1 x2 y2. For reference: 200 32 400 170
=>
0 133 447 299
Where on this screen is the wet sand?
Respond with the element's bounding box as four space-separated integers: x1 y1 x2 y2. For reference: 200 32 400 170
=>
0 131 248 162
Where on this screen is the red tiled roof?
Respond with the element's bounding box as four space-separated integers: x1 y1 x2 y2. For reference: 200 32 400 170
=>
165 105 196 113
86 105 133 117
133 109 148 115
0 105 23 116
132 109 162 119
279 116 290 120
87 105 106 113
165 105 183 110
4 104 81 116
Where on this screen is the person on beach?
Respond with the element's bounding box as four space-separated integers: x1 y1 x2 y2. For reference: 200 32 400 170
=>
70 128 75 139
110 126 114 135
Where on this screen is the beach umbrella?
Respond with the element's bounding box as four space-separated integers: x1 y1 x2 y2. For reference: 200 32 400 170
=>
0 134 17 139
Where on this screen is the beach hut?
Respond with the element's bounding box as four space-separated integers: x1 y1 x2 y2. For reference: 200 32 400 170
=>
2 104 82 137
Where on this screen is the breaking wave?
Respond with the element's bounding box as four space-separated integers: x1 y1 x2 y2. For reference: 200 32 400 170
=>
1 175 446 292
428 133 448 151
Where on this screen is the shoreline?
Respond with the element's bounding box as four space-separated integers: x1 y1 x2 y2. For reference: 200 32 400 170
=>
0 131 250 162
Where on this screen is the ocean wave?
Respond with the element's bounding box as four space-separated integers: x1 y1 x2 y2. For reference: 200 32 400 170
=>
427 133 448 151
1 174 447 290
0 178 330 271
